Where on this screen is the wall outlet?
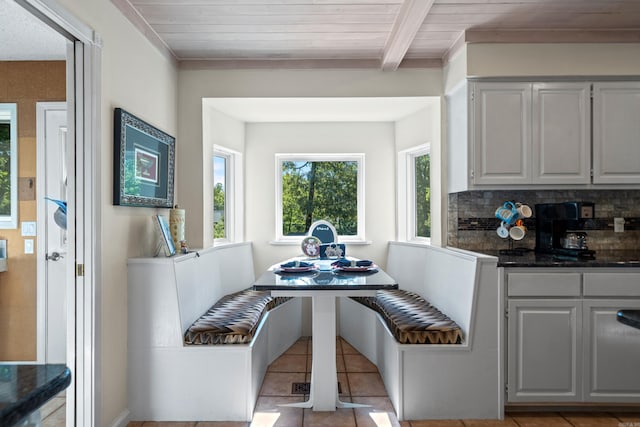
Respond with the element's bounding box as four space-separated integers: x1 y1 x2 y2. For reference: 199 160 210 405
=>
24 239 34 254
614 217 625 233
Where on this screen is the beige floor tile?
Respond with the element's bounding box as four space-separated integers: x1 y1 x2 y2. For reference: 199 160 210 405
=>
260 372 306 396
303 372 349 396
338 372 350 396
614 412 640 423
141 423 197 427
344 354 378 373
509 412 572 427
284 340 308 356
195 422 248 427
407 420 465 427
336 337 343 354
337 354 346 372
347 372 388 397
461 417 518 426
268 354 307 373
126 423 144 427
252 396 304 427
303 406 357 427
400 422 411 427
341 339 359 355
561 412 621 426
352 396 401 427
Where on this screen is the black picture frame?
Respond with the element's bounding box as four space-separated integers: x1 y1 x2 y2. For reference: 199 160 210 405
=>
113 108 175 207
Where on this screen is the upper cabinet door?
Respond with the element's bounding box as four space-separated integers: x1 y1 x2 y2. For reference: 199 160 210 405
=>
593 82 640 184
532 83 591 184
472 82 531 185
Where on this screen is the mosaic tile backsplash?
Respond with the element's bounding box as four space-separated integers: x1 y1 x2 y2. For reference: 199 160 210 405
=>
448 190 640 252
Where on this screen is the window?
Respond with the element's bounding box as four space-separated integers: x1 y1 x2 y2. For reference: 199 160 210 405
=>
213 145 243 244
414 152 431 238
398 144 430 241
213 155 226 239
0 104 18 229
276 153 365 243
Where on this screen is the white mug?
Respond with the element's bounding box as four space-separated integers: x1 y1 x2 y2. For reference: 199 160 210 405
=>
509 225 526 240
516 203 532 218
496 221 509 239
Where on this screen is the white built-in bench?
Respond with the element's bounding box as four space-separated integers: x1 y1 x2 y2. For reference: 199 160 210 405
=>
127 242 302 422
339 242 502 421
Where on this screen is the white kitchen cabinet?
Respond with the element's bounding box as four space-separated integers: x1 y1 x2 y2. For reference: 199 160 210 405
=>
583 299 640 402
454 81 592 190
505 269 640 404
507 299 583 402
593 82 640 184
532 83 591 184
471 82 531 185
447 79 640 191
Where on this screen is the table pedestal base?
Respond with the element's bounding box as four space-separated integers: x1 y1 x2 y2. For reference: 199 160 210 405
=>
280 295 370 411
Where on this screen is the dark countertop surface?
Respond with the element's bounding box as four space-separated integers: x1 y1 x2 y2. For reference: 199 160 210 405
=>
0 364 71 427
485 249 640 268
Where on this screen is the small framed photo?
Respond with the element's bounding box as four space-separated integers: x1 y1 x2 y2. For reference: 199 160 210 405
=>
113 108 175 207
154 214 176 256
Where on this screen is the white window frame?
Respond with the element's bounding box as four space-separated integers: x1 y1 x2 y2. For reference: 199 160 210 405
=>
275 153 365 244
213 145 243 245
0 103 18 229
397 144 430 243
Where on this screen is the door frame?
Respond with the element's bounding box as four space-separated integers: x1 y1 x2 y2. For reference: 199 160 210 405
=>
35 101 68 364
17 1 101 426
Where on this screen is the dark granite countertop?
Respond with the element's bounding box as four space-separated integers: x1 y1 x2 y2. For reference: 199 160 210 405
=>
0 364 71 427
482 249 640 268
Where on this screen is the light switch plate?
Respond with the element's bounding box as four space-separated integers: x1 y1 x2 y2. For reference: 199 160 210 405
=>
21 221 37 237
614 217 625 233
24 239 34 254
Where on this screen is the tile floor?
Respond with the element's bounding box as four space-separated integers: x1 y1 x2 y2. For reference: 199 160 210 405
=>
123 336 638 426
40 391 65 427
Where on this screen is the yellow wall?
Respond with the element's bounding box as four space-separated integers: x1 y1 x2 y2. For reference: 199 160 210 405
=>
0 61 65 361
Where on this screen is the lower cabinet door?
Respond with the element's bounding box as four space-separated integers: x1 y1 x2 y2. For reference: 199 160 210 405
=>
508 299 582 402
583 299 640 402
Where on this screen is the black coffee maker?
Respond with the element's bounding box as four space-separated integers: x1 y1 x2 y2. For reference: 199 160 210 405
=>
535 202 596 259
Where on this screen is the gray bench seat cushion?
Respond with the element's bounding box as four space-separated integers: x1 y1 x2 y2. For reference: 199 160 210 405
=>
351 289 463 344
184 289 291 345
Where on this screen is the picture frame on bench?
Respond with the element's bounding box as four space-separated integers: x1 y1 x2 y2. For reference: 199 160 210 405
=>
154 214 176 256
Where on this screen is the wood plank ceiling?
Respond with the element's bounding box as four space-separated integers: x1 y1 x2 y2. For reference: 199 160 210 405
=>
114 0 640 70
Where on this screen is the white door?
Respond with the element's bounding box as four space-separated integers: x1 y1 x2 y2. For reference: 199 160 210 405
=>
36 102 68 364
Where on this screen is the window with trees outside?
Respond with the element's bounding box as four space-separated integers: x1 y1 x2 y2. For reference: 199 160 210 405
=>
398 144 430 241
276 153 364 242
414 151 430 238
212 145 243 245
0 104 17 229
213 155 226 239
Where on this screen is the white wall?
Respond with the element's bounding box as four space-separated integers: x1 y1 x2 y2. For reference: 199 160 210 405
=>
467 43 640 77
395 103 443 245
245 121 395 273
202 105 245 247
178 68 443 249
53 1 178 425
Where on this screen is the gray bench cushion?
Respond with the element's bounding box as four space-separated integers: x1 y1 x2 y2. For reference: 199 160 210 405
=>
184 289 290 345
351 289 463 344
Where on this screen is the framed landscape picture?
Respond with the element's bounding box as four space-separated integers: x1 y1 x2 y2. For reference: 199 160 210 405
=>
113 108 175 207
